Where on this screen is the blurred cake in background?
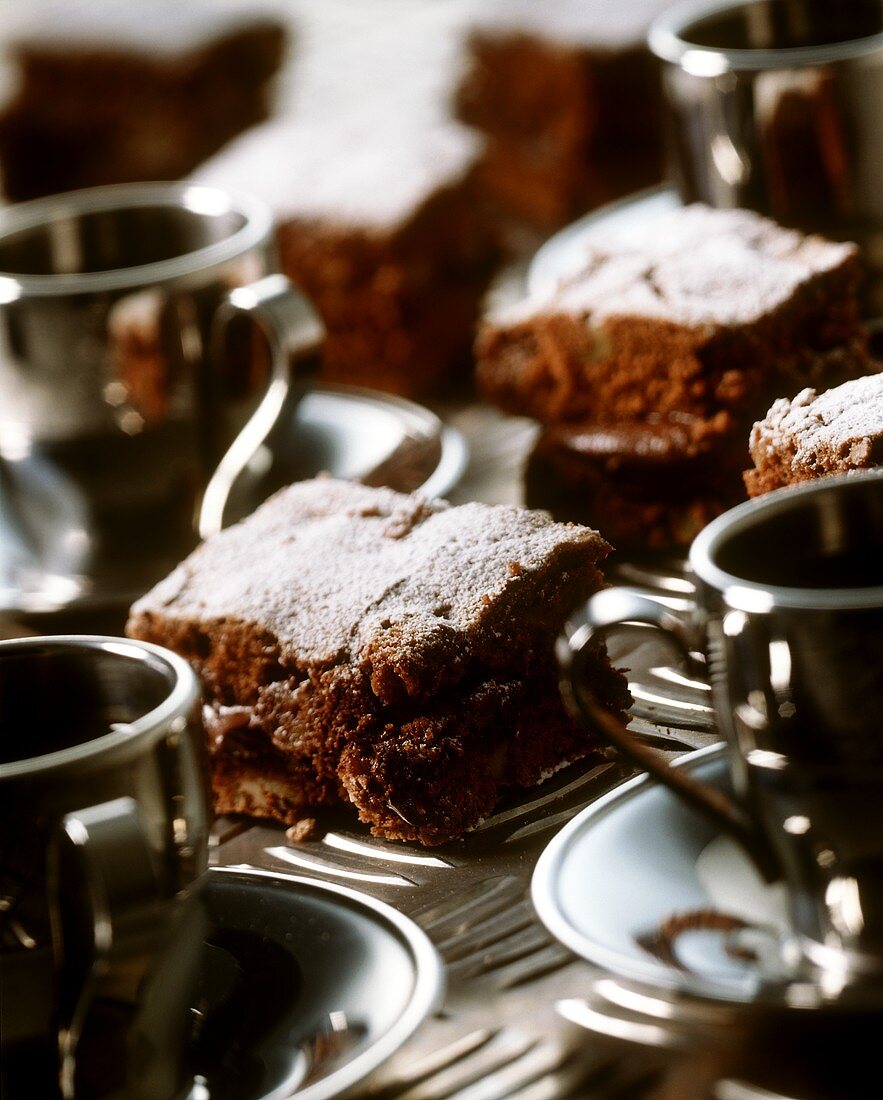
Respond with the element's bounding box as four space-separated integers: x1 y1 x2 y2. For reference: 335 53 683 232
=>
193 2 498 397
745 373 883 496
476 204 873 550
0 0 680 400
454 0 671 231
0 0 288 201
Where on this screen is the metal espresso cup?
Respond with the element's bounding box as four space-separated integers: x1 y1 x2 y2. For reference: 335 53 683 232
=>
0 635 209 1098
650 0 883 310
0 183 322 615
561 471 883 981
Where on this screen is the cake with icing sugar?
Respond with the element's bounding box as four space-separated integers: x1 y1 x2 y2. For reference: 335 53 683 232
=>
746 373 883 495
127 477 629 844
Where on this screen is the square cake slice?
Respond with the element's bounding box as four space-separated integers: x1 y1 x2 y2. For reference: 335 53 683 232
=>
476 204 867 425
127 478 628 844
0 0 287 200
455 0 668 229
745 373 883 496
193 2 498 398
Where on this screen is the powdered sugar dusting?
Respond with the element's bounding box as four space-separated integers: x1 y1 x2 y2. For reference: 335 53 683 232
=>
751 373 883 475
132 478 608 669
194 0 482 230
495 204 856 330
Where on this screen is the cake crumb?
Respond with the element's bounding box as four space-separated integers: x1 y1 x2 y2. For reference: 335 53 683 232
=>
286 818 318 844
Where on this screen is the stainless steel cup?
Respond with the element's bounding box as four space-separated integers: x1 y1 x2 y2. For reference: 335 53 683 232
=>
561 471 883 981
650 0 883 309
0 183 322 614
0 635 209 1098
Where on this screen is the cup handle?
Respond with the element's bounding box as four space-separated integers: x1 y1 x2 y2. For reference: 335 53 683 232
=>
49 797 173 1099
198 273 325 538
558 586 780 881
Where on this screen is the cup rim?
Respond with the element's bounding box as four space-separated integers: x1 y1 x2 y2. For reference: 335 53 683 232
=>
689 469 883 611
0 182 274 298
0 635 200 780
649 0 883 73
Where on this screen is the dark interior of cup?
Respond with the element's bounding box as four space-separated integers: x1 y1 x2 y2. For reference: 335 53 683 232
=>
682 0 883 52
0 643 172 765
0 203 248 277
713 476 883 589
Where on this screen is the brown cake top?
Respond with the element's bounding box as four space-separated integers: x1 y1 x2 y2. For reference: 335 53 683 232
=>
494 204 856 331
194 0 482 230
131 478 610 672
750 374 883 473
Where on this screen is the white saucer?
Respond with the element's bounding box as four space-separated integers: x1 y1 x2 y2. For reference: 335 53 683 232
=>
531 744 829 1012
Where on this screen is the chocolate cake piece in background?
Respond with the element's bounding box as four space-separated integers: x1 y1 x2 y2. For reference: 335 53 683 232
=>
127 478 629 845
0 0 288 201
478 203 872 551
526 415 747 552
194 4 498 398
746 373 883 497
454 0 670 231
476 205 868 426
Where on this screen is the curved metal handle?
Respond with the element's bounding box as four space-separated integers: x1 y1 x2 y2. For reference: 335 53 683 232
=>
559 587 779 881
198 274 325 538
49 797 172 1099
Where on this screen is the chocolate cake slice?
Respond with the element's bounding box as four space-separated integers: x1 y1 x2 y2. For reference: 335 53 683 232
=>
127 479 628 844
746 373 883 496
476 204 867 425
0 0 287 201
193 3 498 398
455 0 669 230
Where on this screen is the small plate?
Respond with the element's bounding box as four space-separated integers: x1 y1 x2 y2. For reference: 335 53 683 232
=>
142 867 444 1100
532 744 828 1012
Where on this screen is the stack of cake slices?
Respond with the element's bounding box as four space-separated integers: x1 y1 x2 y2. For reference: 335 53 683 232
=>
476 203 876 552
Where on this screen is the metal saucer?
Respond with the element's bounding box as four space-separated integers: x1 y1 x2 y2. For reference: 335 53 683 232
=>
0 383 467 619
527 185 681 298
143 866 443 1100
533 744 883 1015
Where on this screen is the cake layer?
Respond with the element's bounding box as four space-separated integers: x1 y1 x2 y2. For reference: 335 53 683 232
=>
526 416 747 551
746 372 883 496
128 478 629 843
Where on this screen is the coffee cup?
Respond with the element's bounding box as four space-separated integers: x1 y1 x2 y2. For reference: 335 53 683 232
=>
0 182 322 616
0 635 209 1098
649 0 883 313
560 471 883 980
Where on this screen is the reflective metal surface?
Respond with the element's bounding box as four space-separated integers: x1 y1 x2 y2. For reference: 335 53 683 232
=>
650 0 883 313
571 471 883 975
535 747 883 1100
135 867 443 1100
